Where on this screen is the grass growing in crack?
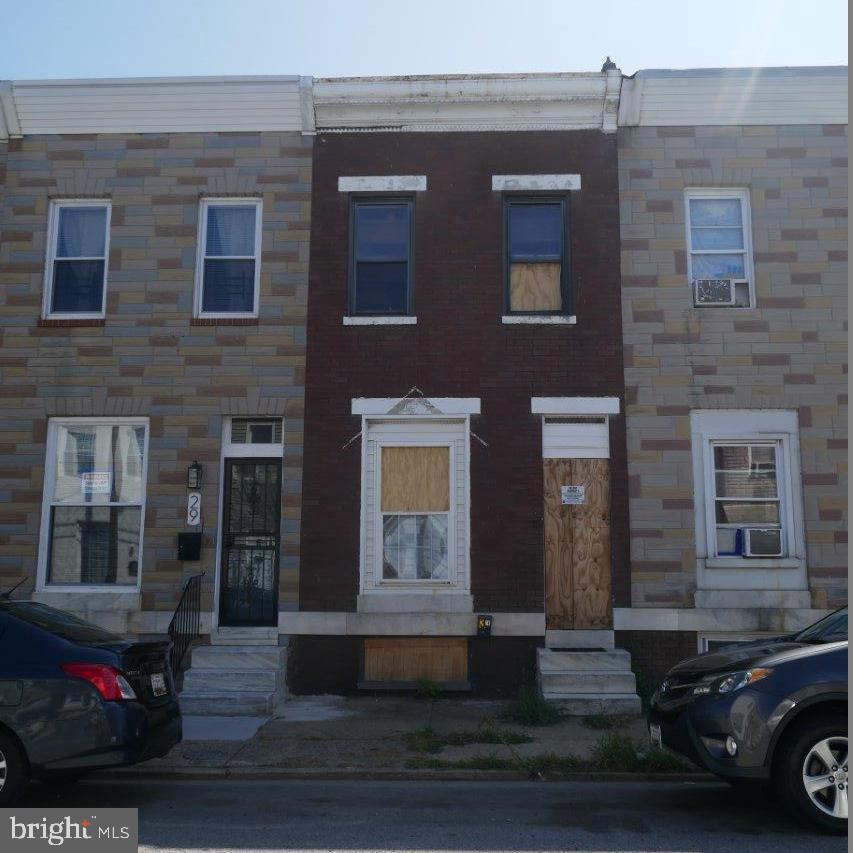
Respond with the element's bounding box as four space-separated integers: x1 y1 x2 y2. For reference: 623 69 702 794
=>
580 713 630 731
499 687 565 727
405 732 697 775
403 723 533 754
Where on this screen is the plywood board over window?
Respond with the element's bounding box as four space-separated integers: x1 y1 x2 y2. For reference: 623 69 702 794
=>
362 637 468 685
543 458 612 630
381 446 450 512
510 262 562 312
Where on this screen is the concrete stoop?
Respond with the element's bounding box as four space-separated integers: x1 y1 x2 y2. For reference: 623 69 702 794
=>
537 637 642 715
179 628 287 716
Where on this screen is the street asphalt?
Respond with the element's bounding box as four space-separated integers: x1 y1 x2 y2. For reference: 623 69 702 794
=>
21 776 845 852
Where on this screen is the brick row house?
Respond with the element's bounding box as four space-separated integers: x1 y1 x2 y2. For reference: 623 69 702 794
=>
0 67 846 713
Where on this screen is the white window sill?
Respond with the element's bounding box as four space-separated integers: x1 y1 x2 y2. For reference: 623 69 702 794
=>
704 557 801 570
502 315 577 325
343 316 417 326
43 313 105 321
357 590 473 614
34 586 141 595
195 314 258 320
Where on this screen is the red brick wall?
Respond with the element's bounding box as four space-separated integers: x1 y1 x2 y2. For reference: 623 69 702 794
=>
301 130 627 615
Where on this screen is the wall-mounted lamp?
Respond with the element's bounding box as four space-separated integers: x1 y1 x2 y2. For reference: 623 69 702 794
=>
187 460 203 490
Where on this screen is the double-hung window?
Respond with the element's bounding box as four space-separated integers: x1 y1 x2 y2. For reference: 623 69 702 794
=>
504 197 570 315
381 446 450 581
685 189 754 307
43 200 111 318
350 198 413 315
711 443 783 557
195 198 262 318
40 419 148 588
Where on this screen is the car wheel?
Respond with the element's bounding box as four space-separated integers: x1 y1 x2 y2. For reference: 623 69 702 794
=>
0 730 29 806
776 717 847 834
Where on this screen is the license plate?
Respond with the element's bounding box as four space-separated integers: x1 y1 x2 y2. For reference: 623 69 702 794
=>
649 723 662 749
150 672 167 697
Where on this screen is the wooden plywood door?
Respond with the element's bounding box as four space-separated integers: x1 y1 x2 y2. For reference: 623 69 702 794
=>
543 458 612 630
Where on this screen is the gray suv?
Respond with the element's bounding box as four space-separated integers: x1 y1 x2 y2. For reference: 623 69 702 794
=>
649 607 847 834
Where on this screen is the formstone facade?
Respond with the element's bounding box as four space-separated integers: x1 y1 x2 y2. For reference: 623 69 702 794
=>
0 130 311 630
619 122 847 621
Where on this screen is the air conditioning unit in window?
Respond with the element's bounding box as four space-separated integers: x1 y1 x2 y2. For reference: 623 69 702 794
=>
742 528 783 558
693 278 737 306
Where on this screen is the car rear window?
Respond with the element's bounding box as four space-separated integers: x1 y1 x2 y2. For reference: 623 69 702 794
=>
2 601 121 644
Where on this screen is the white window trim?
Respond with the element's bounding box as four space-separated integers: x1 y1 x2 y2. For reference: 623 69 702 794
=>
42 199 112 320
343 316 417 326
690 410 806 592
684 187 755 309
338 176 426 192
211 416 285 630
697 632 776 654
531 396 620 416
502 314 577 325
193 197 263 320
358 416 472 603
492 174 581 192
37 417 149 593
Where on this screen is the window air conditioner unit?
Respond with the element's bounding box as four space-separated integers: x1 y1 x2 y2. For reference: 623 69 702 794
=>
694 278 738 306
742 528 783 558
693 278 748 306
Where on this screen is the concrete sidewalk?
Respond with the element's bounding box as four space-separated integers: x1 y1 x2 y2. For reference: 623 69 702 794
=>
116 695 699 779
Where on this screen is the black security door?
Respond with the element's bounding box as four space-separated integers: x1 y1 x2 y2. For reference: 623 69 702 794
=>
219 459 281 626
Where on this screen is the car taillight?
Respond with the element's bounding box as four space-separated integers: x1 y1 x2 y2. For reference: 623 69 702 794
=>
60 662 137 701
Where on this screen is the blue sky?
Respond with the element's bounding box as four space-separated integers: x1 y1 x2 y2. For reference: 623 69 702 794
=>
1 0 847 79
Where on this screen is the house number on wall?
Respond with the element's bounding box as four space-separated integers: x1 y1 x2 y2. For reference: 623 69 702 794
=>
561 485 585 505
187 491 202 526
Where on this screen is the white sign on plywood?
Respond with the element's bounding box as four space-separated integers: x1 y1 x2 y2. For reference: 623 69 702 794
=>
561 485 586 505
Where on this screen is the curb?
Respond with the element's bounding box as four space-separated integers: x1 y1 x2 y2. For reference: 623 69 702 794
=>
96 766 714 784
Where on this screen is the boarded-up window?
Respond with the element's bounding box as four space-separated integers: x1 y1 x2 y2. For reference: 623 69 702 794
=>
506 199 568 313
381 446 449 512
380 446 450 581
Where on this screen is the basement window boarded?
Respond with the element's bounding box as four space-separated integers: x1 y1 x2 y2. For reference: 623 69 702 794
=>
504 197 570 315
349 198 413 316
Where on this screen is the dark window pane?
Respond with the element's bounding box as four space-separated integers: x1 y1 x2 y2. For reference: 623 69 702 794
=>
355 262 408 314
202 259 255 313
508 203 562 260
355 204 410 260
51 260 105 313
715 501 779 524
206 205 256 256
57 207 107 257
48 506 141 585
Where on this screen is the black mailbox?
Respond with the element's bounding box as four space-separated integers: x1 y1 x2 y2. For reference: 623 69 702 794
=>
177 532 202 561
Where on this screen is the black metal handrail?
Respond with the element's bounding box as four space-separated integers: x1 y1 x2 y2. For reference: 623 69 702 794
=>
168 572 205 677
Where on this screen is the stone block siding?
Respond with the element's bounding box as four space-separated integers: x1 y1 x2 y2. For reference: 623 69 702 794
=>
619 124 848 610
0 132 311 615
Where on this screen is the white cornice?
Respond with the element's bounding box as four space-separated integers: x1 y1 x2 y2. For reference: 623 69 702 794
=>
314 71 622 133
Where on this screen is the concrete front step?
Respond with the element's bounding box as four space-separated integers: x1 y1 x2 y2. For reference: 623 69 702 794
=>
545 629 615 649
179 691 274 716
544 693 642 716
537 648 631 672
190 645 285 670
538 671 637 694
182 667 279 693
210 627 279 646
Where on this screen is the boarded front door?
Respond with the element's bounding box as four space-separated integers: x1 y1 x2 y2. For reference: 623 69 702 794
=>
543 452 612 630
219 459 281 626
